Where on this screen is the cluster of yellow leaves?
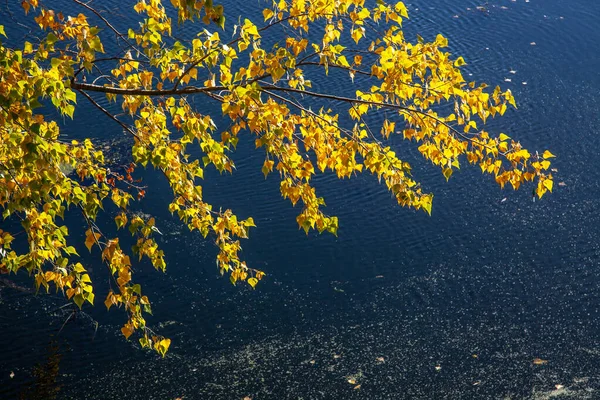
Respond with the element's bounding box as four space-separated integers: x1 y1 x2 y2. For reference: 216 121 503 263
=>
0 0 555 355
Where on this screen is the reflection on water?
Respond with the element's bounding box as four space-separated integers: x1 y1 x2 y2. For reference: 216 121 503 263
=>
1 0 600 398
18 341 63 400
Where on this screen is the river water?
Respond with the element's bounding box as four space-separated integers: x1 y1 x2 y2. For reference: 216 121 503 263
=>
1 0 600 399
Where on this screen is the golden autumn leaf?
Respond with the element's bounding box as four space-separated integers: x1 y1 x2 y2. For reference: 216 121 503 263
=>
121 324 134 340
263 9 274 21
247 277 258 289
454 56 466 67
84 229 101 252
0 0 555 358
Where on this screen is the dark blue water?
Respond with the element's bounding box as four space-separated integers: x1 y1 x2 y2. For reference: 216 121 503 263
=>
1 0 600 399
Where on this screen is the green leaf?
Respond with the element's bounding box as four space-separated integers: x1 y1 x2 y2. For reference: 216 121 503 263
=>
46 32 58 45
73 263 86 273
74 294 84 309
132 284 142 295
64 246 78 255
139 336 150 348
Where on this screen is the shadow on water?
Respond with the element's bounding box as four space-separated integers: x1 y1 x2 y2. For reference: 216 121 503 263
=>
18 341 63 400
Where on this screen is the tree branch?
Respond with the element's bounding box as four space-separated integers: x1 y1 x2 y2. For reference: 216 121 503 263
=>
71 80 226 96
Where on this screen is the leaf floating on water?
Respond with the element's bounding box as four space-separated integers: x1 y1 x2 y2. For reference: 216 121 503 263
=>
354 385 362 390
348 378 357 385
558 182 567 187
333 354 341 359
435 364 442 371
555 384 564 390
533 358 548 365
10 371 14 379
376 357 385 363
530 42 537 46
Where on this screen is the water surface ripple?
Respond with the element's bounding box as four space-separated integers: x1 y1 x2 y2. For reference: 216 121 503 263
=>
1 0 600 399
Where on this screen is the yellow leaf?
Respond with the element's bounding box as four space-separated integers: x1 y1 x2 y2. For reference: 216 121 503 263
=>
104 293 114 310
357 8 370 20
454 56 466 67
263 9 274 21
542 150 556 159
541 160 551 170
498 133 510 141
443 168 453 181
351 28 364 44
435 34 448 48
337 55 350 68
243 19 259 37
158 338 171 357
395 2 409 18
248 277 258 289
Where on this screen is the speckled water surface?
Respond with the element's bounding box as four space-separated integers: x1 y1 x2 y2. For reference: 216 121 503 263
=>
1 0 600 399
